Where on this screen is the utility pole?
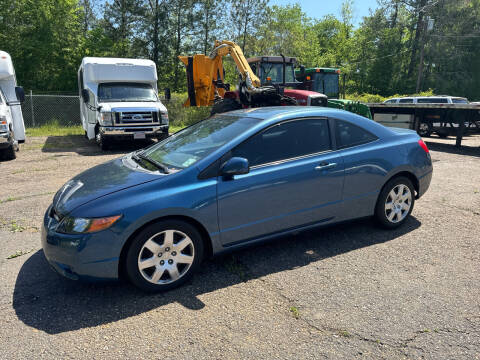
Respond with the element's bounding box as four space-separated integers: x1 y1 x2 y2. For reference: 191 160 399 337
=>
416 17 433 93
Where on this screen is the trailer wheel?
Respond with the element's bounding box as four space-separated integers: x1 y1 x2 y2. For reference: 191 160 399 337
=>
210 98 242 116
418 121 432 137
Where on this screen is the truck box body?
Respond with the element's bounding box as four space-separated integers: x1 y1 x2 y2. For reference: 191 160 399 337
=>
0 51 26 144
78 57 168 148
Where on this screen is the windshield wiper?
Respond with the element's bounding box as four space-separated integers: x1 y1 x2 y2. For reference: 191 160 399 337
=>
132 152 169 173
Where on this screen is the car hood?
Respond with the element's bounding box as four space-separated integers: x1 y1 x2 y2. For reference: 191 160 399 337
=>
52 157 161 216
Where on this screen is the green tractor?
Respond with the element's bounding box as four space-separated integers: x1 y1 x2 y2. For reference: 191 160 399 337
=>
295 67 372 119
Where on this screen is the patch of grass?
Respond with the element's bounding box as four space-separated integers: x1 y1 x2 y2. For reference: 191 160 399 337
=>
289 306 300 319
0 192 54 204
338 330 351 337
169 125 185 134
7 249 33 259
223 255 249 281
9 221 27 233
26 124 84 137
421 328 431 333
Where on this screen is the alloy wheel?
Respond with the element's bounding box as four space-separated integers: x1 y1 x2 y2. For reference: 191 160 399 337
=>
384 184 412 223
137 229 195 285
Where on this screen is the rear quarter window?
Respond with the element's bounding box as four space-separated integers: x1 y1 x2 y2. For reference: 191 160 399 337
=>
334 120 378 149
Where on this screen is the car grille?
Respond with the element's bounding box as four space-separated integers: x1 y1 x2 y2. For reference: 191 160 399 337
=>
115 111 159 125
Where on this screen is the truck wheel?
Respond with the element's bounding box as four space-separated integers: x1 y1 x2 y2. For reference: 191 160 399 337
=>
3 144 16 160
418 121 432 137
210 98 242 116
95 130 110 150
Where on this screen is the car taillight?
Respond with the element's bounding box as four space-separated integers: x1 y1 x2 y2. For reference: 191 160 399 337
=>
418 139 429 153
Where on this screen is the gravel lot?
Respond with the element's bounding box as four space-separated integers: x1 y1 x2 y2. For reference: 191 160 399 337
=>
0 134 479 359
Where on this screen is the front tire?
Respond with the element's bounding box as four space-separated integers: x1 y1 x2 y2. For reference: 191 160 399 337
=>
95 130 110 150
210 98 242 116
375 177 415 229
125 220 204 292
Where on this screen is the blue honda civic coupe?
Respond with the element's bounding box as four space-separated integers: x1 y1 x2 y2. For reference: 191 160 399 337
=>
42 107 432 292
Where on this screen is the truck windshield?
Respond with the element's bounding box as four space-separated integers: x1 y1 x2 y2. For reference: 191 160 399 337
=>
260 63 295 84
98 82 158 102
140 115 259 170
312 73 339 99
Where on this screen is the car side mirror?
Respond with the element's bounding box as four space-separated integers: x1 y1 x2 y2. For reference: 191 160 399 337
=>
81 89 90 103
164 88 171 101
15 86 25 103
220 157 249 178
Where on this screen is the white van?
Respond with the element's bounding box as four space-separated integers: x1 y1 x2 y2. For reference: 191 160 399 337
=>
0 50 25 160
78 57 169 150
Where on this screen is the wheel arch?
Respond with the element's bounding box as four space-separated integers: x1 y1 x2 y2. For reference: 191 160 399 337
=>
381 170 419 198
118 215 213 280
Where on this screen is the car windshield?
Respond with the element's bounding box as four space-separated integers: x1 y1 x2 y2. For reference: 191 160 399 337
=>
260 63 295 84
141 115 259 170
98 82 158 102
312 73 339 99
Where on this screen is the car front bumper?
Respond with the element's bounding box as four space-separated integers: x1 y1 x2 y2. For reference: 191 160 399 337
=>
99 125 168 138
41 206 122 281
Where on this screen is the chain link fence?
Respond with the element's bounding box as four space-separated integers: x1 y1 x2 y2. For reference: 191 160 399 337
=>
22 93 81 128
21 92 211 128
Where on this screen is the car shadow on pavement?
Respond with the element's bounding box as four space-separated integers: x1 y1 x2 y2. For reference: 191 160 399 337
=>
41 135 155 156
13 216 421 334
425 140 480 158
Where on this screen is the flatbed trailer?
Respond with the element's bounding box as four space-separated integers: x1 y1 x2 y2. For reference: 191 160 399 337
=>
368 103 480 147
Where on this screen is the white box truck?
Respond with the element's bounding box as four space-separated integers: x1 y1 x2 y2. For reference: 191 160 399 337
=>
0 50 25 160
78 57 169 150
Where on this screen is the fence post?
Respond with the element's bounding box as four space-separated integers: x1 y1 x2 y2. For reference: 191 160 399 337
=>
30 90 35 127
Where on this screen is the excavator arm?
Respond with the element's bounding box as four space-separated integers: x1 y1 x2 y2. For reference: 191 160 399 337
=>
179 40 261 107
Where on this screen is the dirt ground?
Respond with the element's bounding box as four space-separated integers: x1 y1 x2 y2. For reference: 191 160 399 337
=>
0 134 479 359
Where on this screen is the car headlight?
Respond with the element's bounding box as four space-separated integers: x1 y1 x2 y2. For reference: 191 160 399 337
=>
160 112 168 124
0 116 7 132
100 112 114 126
56 215 121 234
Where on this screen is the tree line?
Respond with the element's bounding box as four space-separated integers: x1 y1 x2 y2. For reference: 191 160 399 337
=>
0 0 478 100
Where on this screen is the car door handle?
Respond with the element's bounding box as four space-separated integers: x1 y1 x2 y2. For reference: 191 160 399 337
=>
315 162 337 170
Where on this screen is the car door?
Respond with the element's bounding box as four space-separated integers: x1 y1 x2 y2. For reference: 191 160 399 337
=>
333 118 385 221
216 117 345 246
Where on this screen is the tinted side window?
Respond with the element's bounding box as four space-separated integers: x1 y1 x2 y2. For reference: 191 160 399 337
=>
417 98 448 103
452 98 468 104
399 98 413 103
232 119 331 167
335 120 377 149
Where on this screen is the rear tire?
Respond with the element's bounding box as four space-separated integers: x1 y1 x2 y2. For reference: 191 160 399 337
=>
125 220 204 292
210 98 242 116
375 176 415 229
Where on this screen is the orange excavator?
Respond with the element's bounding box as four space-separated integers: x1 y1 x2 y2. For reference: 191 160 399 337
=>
179 40 301 115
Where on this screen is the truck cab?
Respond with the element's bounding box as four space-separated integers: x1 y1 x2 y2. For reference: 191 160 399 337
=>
78 57 169 150
0 50 25 160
